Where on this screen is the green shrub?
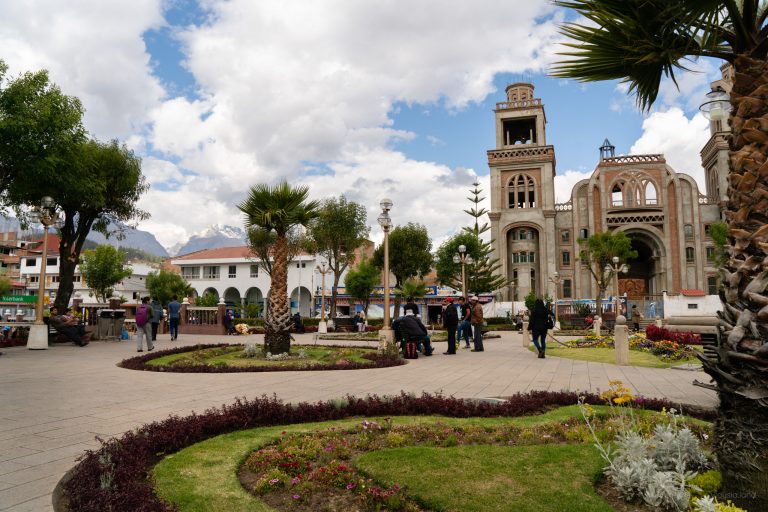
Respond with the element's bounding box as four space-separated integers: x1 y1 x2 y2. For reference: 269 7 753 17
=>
689 470 721 498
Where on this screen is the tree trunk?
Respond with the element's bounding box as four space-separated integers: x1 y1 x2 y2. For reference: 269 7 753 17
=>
330 272 340 319
54 254 77 312
699 55 768 510
265 234 292 354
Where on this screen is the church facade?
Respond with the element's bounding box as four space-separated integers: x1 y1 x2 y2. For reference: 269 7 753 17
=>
488 82 730 302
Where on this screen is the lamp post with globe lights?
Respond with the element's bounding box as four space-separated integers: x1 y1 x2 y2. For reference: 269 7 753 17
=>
452 245 473 298
26 196 64 350
378 198 394 344
604 256 629 322
315 262 331 334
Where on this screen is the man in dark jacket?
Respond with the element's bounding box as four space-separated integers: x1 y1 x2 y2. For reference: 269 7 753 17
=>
402 297 419 317
441 297 459 354
392 312 434 356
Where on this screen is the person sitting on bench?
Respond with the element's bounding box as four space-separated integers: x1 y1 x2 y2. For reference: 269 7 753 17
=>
49 307 89 347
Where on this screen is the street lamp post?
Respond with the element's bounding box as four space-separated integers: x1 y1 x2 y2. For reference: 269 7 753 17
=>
548 271 562 329
315 262 331 333
27 196 63 350
452 245 474 298
378 198 394 344
604 256 629 322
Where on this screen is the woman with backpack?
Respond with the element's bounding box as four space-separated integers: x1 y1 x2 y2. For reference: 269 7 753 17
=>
135 296 154 353
528 299 551 359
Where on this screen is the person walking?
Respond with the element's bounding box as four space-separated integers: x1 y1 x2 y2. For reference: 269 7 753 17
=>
150 298 163 342
459 297 472 349
441 297 458 354
529 299 550 358
167 295 181 341
469 295 485 352
631 305 643 332
135 296 154 353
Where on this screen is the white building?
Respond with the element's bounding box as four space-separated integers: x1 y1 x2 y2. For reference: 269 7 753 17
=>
171 247 325 316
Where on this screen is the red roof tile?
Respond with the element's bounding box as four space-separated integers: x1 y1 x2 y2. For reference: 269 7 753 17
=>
680 289 706 297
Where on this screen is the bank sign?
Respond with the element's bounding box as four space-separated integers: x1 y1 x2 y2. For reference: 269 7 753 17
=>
0 295 36 304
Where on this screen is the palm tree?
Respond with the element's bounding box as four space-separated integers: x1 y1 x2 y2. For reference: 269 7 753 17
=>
552 1 768 507
238 181 319 355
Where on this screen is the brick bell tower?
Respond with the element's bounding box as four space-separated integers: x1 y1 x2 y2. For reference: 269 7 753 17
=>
487 83 557 301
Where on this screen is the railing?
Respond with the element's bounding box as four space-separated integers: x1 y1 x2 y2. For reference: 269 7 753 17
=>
495 98 542 109
554 202 572 211
698 195 719 205
487 146 554 163
600 154 665 165
186 306 218 325
610 199 659 208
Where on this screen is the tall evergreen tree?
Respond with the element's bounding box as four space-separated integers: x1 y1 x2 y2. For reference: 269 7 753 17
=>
462 181 507 294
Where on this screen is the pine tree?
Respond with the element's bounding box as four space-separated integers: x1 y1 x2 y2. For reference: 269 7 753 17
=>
462 181 507 294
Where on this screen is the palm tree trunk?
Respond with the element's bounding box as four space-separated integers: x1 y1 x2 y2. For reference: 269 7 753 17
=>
265 234 292 354
700 55 768 511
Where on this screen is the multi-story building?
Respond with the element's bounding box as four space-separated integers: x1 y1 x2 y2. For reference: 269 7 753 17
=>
488 81 727 303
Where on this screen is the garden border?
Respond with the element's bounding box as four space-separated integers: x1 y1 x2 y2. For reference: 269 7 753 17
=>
56 391 717 512
118 343 405 373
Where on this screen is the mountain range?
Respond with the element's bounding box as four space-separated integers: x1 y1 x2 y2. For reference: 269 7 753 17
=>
0 217 248 259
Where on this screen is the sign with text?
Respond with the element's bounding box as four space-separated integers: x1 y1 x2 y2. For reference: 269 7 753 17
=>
0 295 36 304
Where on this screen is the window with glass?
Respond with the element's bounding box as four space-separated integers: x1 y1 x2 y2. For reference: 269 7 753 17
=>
561 230 570 244
684 224 694 239
203 265 220 279
529 252 535 263
182 266 200 279
562 279 572 298
28 276 39 283
26 258 36 267
707 276 718 295
562 251 570 266
579 228 589 239
228 265 237 278
250 264 259 278
507 174 537 209
706 247 715 263
685 247 695 263
519 252 528 263
530 269 536 294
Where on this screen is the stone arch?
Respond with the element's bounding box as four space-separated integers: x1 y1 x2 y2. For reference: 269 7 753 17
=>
223 287 241 305
504 173 537 209
202 287 219 300
609 171 661 207
290 286 313 317
245 287 265 317
613 224 668 295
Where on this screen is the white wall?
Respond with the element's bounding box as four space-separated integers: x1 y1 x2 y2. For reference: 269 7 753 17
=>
663 293 721 317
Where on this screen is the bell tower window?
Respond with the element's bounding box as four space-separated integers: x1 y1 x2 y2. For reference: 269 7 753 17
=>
507 174 537 209
502 117 537 146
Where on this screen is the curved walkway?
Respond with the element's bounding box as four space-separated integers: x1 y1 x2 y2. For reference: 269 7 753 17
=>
0 331 716 511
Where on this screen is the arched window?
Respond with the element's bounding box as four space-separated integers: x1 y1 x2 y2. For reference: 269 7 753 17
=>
507 174 537 209
611 183 624 207
643 180 657 205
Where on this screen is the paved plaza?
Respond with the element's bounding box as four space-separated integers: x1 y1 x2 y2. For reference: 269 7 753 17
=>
0 331 717 511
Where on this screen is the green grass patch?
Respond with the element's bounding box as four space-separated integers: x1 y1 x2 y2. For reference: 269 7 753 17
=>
356 444 610 512
530 346 699 368
146 345 377 369
152 407 616 511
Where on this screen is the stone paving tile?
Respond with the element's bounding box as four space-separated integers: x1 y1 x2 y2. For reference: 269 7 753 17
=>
0 332 717 511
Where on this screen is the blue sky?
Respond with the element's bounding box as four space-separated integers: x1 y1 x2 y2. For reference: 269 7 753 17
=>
0 0 717 248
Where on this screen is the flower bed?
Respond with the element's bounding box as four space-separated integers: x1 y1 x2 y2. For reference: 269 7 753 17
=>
646 325 702 345
58 391 716 512
563 332 697 361
118 344 405 373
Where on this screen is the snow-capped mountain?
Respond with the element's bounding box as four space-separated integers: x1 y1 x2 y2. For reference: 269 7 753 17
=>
168 224 247 256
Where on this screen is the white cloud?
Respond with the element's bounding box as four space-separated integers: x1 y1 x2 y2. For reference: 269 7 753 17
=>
554 169 592 203
630 108 710 190
0 0 166 140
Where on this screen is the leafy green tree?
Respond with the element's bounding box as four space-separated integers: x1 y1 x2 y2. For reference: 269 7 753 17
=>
462 181 507 293
196 292 219 307
145 269 192 306
0 275 11 296
79 245 132 302
372 223 432 316
435 232 482 295
238 181 319 355
0 61 86 201
395 279 428 305
709 221 729 269
553 3 768 503
343 257 380 316
578 231 637 319
307 196 369 318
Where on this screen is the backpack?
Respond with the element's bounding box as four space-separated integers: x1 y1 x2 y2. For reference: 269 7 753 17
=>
546 314 555 330
404 341 419 359
135 304 150 327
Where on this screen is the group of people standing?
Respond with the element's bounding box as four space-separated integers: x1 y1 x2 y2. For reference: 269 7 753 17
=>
134 296 182 352
441 295 485 354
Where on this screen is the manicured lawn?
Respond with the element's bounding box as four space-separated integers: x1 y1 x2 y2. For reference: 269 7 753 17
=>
356 444 610 512
146 344 378 368
529 345 699 368
151 407 625 511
